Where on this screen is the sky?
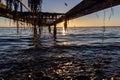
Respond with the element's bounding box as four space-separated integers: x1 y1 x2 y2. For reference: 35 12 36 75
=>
0 0 120 27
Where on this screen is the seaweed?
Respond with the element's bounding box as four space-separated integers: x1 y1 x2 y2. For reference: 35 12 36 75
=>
5 0 43 37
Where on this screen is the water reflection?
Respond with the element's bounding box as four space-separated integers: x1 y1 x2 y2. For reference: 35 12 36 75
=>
63 41 68 46
0 46 119 80
0 27 120 79
62 27 66 36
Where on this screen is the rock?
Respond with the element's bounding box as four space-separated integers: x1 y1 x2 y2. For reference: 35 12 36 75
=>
75 76 90 80
42 77 52 80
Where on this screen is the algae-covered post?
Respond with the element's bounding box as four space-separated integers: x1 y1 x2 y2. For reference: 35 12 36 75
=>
38 18 42 37
27 0 42 42
53 23 57 41
64 17 67 32
48 25 51 34
20 2 23 12
16 20 19 34
33 20 37 39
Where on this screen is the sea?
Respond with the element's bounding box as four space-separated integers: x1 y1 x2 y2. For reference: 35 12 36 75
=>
0 27 120 80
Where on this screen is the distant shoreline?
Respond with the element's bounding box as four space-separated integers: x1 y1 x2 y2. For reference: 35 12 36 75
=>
0 26 120 28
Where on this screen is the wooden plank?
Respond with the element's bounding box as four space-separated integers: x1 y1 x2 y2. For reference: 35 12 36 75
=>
1 0 120 26
51 0 120 25
66 0 120 20
18 0 32 12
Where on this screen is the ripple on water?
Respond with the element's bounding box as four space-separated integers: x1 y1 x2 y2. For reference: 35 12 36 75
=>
0 27 120 79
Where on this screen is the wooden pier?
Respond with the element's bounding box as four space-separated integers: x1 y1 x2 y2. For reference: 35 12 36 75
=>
0 0 120 41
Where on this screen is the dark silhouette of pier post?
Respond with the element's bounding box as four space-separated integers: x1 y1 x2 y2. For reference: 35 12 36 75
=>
48 25 51 34
53 23 57 41
64 17 67 32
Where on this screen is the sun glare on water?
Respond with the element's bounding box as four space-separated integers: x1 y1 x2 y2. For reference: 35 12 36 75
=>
62 27 66 35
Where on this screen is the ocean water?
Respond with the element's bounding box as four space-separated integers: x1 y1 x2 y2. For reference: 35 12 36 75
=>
0 27 120 80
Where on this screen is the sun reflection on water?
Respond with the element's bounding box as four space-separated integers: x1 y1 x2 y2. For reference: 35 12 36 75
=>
62 27 66 36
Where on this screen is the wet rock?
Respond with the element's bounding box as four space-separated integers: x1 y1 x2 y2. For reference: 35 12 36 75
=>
34 71 43 77
74 76 90 80
41 77 52 80
95 69 104 76
92 63 102 69
33 71 52 80
56 77 64 80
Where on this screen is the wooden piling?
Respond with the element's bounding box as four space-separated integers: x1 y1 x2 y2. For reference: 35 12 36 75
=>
33 24 38 47
20 3 23 12
16 21 19 34
38 19 42 37
48 25 51 34
53 24 57 41
34 25 37 38
64 18 67 31
1 0 118 42
38 26 43 38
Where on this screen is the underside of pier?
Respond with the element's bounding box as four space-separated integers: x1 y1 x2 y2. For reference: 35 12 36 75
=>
0 0 120 40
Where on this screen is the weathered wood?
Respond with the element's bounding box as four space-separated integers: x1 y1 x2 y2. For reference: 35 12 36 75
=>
52 0 120 25
64 18 67 32
0 0 120 42
48 25 51 34
0 0 120 26
53 24 57 41
0 7 64 26
0 3 7 9
18 0 32 12
66 0 120 20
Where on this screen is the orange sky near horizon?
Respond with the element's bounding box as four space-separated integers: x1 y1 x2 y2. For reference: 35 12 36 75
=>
0 5 120 27
1 0 120 27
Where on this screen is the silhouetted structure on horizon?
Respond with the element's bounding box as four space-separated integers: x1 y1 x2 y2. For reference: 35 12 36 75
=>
0 0 120 41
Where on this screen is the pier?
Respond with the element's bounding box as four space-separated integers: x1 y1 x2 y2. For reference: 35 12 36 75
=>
0 1 120 80
0 0 120 40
